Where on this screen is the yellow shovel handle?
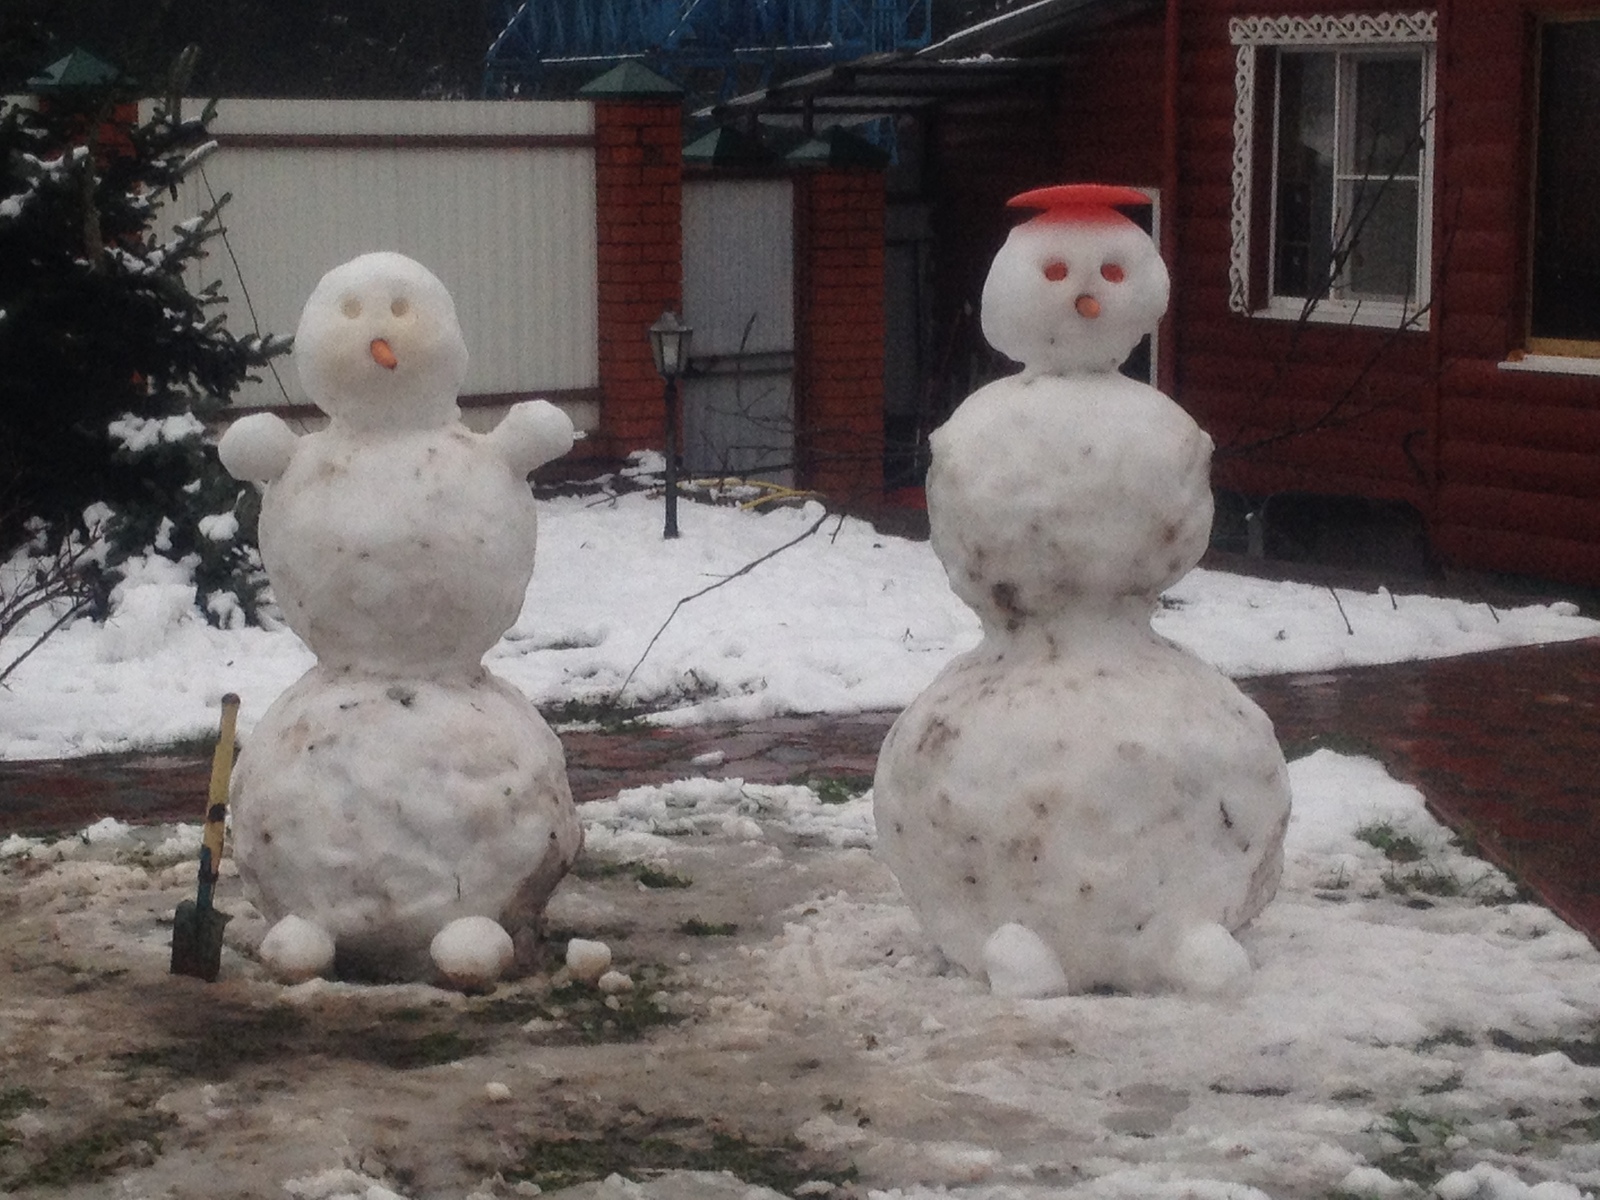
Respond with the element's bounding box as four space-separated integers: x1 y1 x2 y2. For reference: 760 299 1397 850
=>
202 694 241 878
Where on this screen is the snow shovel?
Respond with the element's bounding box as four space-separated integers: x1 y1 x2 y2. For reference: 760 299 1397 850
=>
170 693 241 981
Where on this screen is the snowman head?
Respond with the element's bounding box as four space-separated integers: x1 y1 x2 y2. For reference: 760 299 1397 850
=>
981 185 1169 377
294 252 469 431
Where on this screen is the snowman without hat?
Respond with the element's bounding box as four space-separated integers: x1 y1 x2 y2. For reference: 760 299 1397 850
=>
218 251 583 988
874 185 1292 997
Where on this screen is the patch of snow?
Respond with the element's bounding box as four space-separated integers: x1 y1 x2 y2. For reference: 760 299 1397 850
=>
0 489 1596 760
106 411 205 452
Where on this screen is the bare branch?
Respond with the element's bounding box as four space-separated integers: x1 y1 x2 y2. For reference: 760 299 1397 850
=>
609 506 834 710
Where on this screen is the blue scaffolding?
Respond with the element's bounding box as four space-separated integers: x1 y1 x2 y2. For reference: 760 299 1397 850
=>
484 0 933 99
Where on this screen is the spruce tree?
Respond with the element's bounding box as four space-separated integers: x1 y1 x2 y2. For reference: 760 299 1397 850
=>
0 53 289 627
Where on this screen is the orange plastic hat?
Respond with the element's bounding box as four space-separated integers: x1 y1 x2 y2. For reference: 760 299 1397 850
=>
1007 184 1151 226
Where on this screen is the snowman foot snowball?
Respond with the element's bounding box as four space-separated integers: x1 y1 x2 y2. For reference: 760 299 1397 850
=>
874 186 1291 999
258 914 336 984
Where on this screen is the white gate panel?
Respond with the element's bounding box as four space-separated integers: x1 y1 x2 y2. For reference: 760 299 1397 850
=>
681 178 795 478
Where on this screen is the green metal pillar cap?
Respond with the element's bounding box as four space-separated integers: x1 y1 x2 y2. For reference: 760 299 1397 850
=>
785 125 890 170
29 48 123 92
578 61 683 100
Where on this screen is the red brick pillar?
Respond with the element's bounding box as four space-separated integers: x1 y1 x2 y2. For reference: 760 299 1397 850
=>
590 98 684 459
794 168 887 500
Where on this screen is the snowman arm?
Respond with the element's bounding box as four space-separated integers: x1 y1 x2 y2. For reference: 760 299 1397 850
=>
489 399 576 477
217 412 298 483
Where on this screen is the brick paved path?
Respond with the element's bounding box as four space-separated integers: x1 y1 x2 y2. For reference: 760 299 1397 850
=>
4 640 1597 944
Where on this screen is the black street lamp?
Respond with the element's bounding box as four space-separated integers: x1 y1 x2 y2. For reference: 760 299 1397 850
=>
647 310 693 539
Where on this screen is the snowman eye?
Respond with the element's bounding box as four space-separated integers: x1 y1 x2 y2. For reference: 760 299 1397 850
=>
1100 263 1126 283
340 297 362 319
1042 261 1068 283
390 298 410 317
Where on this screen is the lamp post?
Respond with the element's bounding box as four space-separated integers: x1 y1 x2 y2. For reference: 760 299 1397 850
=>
648 310 693 539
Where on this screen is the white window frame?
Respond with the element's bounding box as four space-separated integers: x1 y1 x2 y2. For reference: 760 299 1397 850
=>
1229 12 1437 329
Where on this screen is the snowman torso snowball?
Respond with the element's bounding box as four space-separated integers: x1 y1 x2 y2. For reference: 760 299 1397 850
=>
220 252 575 677
875 186 1291 997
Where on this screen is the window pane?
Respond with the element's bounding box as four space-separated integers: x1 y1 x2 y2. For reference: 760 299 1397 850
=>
1531 19 1600 343
1351 57 1423 178
1274 52 1336 298
1341 178 1419 301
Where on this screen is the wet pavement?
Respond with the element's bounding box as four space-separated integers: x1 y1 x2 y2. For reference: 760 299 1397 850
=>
3 639 1598 946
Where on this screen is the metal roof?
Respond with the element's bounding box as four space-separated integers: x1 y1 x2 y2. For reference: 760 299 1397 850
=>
700 0 1160 124
924 0 1160 58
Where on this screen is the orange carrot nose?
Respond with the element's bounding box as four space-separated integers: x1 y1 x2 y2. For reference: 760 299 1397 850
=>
370 338 398 369
1075 294 1101 319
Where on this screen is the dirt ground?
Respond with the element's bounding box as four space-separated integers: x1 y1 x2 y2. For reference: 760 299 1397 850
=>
0 816 1047 1200
9 775 1600 1200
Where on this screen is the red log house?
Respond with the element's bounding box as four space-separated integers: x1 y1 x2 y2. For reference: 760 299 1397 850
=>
720 0 1600 587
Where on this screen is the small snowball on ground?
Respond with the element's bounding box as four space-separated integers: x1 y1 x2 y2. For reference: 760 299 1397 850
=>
565 937 612 983
1170 922 1251 995
259 914 335 984
598 969 634 994
484 1081 512 1103
982 923 1068 998
431 916 514 990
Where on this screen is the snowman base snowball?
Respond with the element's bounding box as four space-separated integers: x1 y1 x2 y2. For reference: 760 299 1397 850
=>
234 669 582 984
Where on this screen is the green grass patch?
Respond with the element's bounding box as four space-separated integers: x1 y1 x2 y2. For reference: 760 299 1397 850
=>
571 856 692 889
1355 821 1425 863
0 1088 45 1122
1416 1028 1474 1052
116 1006 309 1078
465 968 682 1045
1368 1108 1460 1187
115 1004 492 1075
794 773 873 805
1209 1083 1290 1097
1489 1027 1600 1067
546 976 679 1044
122 730 223 758
5 1114 173 1190
679 918 739 937
634 864 693 889
540 698 651 733
1382 864 1465 898
0 1087 46 1151
507 1123 855 1194
351 1028 484 1069
569 856 636 881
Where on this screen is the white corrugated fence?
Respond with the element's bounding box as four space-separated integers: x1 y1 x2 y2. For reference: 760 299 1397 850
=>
162 98 600 429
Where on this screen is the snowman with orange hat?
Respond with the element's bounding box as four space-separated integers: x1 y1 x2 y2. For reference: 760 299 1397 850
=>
218 252 582 988
873 186 1291 997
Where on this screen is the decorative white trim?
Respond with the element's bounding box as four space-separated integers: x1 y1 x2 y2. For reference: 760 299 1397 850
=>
1229 12 1437 47
1229 43 1257 314
1227 11 1438 315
